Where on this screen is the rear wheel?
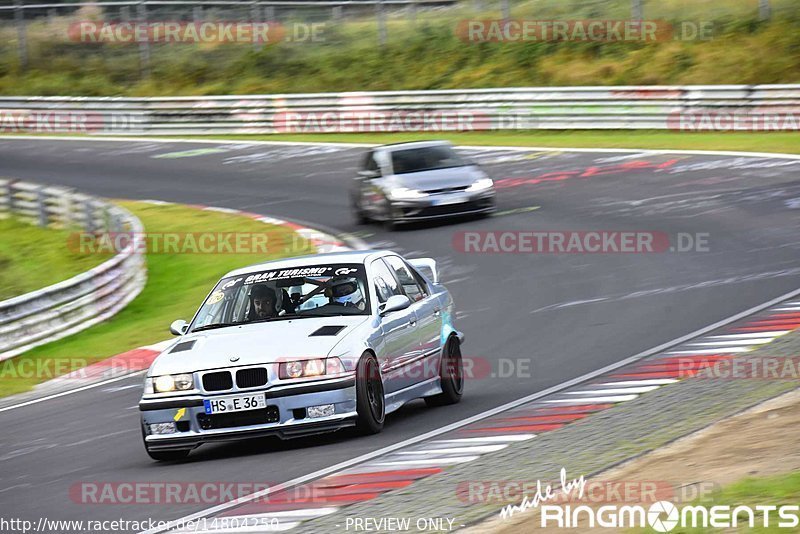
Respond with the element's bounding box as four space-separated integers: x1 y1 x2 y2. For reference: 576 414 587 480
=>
425 336 464 407
355 353 385 434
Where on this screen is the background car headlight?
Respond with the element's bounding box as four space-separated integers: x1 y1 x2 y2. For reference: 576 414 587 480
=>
388 187 427 200
466 178 494 192
153 373 194 393
280 358 345 379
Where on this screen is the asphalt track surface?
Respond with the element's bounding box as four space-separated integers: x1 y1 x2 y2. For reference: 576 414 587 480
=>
1 138 799 530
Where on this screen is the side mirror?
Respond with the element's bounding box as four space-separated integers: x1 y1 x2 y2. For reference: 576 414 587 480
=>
380 295 412 316
170 319 189 336
409 258 438 284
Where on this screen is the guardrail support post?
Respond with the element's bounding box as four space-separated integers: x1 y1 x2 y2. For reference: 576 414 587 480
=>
14 0 28 70
137 1 151 79
332 5 342 20
376 0 387 46
84 200 95 234
36 187 48 227
408 0 416 26
631 0 643 20
0 181 11 219
759 0 771 20
501 0 510 21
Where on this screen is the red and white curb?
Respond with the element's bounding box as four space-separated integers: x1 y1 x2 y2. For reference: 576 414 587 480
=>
159 201 358 253
147 295 800 533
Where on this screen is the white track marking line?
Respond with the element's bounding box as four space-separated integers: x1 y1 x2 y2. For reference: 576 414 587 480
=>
599 379 678 386
688 339 773 347
0 371 146 414
544 395 639 404
139 285 800 534
432 435 536 444
707 331 789 339
396 445 507 454
666 348 752 354
369 456 480 467
565 386 660 395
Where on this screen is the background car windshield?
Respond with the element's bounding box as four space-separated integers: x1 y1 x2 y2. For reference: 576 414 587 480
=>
391 146 466 174
191 264 370 331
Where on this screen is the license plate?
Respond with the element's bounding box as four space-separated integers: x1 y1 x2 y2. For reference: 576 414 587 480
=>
432 194 468 206
204 393 266 414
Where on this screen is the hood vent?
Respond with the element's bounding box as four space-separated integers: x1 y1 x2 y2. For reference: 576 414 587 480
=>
309 325 346 337
170 340 196 353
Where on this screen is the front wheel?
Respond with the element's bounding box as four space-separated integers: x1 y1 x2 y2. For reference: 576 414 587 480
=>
355 353 385 434
352 195 370 225
383 200 399 231
425 336 464 407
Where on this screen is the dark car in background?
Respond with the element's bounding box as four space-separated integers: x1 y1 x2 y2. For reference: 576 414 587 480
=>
350 140 496 229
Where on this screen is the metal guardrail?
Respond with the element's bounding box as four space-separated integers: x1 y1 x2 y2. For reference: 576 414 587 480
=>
0 84 798 133
0 180 146 361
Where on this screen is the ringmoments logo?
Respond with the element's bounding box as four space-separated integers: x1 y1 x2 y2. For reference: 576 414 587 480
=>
500 469 800 531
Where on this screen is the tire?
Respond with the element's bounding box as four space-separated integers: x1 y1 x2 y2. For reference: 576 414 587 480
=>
355 352 385 434
383 200 399 231
425 336 464 407
352 195 370 225
145 447 191 462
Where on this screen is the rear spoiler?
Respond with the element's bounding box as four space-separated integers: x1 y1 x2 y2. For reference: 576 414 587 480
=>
408 258 438 284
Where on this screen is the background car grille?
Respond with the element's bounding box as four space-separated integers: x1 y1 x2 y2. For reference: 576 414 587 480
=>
197 406 279 430
202 371 233 391
422 185 469 194
236 367 269 388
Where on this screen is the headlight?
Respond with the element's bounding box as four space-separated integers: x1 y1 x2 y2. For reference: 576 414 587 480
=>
388 187 427 200
466 178 494 192
279 358 345 379
152 373 194 393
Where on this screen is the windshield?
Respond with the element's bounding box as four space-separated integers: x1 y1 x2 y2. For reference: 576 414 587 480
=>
391 145 467 175
190 263 370 332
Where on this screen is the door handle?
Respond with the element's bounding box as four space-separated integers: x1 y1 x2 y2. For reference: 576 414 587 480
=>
408 320 417 327
433 308 441 316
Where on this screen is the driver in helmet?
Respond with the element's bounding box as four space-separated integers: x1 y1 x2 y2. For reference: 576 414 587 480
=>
326 277 365 311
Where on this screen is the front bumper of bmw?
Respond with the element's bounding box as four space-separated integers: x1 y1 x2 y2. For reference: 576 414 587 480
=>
139 373 357 451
